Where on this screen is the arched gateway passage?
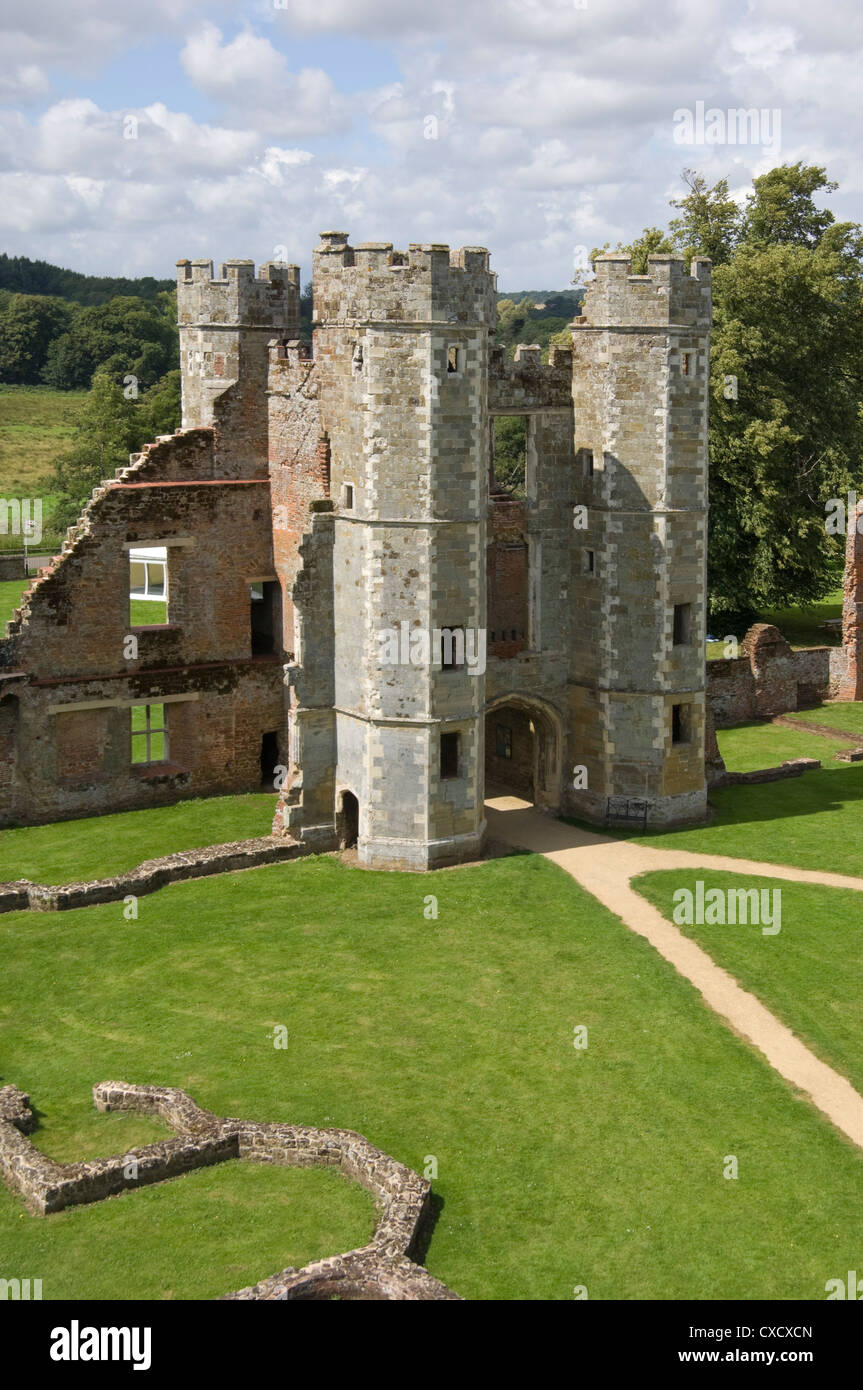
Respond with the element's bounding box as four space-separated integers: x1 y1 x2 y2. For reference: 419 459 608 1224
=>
483 694 563 812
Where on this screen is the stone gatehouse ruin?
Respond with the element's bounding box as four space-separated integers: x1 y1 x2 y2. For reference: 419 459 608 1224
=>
0 235 716 867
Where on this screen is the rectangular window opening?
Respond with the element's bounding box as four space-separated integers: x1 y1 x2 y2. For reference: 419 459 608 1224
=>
491 415 527 496
129 546 168 626
343 483 354 510
583 549 595 576
440 625 465 671
251 580 281 656
447 345 461 374
440 731 460 780
673 602 692 646
671 703 691 746
131 703 168 765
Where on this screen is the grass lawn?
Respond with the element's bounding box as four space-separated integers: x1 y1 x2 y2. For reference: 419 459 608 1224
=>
3 853 863 1299
715 719 856 771
0 576 28 627
634 869 863 1097
0 793 278 884
129 598 167 626
707 588 843 659
0 385 85 495
567 720 863 875
784 702 863 738
638 766 863 876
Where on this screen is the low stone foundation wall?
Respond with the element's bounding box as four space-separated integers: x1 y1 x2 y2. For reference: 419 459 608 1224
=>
0 1082 460 1301
0 834 308 914
711 757 821 788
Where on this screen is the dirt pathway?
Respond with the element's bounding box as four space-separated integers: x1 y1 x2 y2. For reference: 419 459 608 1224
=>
485 794 863 1151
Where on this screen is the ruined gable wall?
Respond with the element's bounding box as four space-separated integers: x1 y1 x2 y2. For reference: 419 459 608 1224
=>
0 430 284 827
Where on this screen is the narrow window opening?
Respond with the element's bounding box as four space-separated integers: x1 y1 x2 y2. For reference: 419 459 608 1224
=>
251 580 280 656
671 703 691 746
343 483 354 510
440 731 460 779
440 625 465 671
491 415 527 495
447 345 460 374
260 730 279 788
673 602 692 646
583 549 595 575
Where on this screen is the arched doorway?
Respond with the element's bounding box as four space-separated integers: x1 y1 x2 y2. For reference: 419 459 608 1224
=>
336 789 359 849
483 694 563 811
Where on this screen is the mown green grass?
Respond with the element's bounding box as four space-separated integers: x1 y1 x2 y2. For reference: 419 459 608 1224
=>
0 576 28 627
707 589 843 658
0 793 278 884
129 598 167 626
634 869 863 1096
618 716 863 875
568 719 863 874
639 766 863 875
3 853 863 1299
784 702 863 738
716 719 855 772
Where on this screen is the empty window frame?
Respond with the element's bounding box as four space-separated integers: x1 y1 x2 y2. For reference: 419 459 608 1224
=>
250 581 280 656
582 549 595 576
671 703 691 746
131 703 168 764
680 351 695 377
440 731 460 779
129 546 168 624
342 483 354 509
581 448 595 478
440 625 465 671
446 345 462 374
673 602 692 646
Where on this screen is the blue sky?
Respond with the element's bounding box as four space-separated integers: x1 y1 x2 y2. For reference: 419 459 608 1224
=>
1 0 861 288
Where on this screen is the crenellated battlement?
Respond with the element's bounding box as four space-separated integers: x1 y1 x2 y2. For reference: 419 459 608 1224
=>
176 258 301 331
488 342 573 414
577 253 712 331
312 231 497 328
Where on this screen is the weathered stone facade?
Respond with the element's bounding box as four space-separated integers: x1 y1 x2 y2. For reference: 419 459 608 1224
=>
1 236 717 859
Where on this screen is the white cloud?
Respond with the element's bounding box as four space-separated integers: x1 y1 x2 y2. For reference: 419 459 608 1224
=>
2 0 863 288
180 22 351 137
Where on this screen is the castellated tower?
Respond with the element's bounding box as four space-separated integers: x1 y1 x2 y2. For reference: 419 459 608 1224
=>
282 233 497 869
568 253 712 825
176 257 300 475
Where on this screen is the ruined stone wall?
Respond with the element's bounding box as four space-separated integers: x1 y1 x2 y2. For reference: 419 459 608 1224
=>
0 431 286 827
706 626 846 727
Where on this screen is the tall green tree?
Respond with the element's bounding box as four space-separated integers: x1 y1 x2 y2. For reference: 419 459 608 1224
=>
707 165 863 617
594 163 863 618
41 292 177 391
46 367 182 531
0 294 74 384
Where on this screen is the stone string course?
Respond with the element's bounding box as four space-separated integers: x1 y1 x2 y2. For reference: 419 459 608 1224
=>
0 1082 460 1301
0 834 308 914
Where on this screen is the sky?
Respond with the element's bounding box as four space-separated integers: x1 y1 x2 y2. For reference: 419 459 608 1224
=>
0 0 861 290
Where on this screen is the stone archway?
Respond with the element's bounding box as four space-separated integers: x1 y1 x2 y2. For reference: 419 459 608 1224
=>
483 693 564 812
336 788 359 849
